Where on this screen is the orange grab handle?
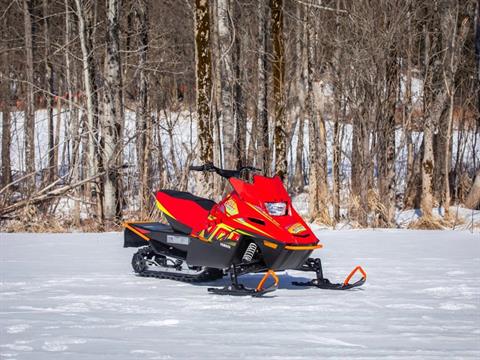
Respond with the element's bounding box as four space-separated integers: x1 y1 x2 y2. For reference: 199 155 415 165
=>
343 266 367 286
256 270 279 292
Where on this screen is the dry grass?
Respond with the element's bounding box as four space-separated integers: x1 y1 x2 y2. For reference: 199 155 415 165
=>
407 216 450 230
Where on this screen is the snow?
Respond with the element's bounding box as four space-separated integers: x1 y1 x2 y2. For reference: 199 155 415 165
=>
1 230 479 359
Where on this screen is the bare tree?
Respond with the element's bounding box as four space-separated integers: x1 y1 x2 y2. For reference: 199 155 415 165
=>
257 0 269 174
135 0 151 217
271 0 286 180
22 0 35 190
42 0 56 183
75 0 101 216
195 0 214 194
102 0 124 221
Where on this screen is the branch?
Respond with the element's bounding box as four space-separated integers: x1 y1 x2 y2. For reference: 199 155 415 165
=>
0 172 105 216
293 0 348 14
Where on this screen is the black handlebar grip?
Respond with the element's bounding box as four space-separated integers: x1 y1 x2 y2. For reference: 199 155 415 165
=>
189 165 204 171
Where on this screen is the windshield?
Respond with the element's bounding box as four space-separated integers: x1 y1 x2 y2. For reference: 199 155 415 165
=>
229 175 289 205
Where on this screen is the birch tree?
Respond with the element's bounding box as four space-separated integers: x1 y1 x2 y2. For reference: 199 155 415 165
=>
75 0 101 216
217 0 234 169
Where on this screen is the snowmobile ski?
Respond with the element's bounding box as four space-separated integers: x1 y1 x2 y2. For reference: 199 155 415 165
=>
208 269 279 297
292 258 366 290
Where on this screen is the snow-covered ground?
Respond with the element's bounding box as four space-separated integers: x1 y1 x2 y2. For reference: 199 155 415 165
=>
1 230 479 359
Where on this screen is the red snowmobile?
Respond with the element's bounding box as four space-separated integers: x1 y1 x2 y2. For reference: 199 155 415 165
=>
123 164 366 296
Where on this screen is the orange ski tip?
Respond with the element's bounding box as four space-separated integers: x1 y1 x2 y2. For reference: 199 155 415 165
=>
343 266 367 286
256 269 279 292
284 244 322 251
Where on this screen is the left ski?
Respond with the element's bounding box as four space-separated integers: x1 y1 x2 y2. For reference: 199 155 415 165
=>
293 258 366 290
208 269 279 297
292 277 365 290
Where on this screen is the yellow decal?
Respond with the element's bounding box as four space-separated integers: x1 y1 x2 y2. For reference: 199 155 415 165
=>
288 223 306 234
156 199 175 219
224 199 239 216
233 218 271 237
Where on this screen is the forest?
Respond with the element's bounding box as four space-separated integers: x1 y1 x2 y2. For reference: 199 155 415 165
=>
0 0 479 231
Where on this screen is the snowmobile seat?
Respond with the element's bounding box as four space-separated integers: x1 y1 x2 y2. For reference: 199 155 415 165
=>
156 190 216 234
160 190 216 211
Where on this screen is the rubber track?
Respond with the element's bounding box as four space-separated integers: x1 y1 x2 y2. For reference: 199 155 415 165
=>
134 246 223 283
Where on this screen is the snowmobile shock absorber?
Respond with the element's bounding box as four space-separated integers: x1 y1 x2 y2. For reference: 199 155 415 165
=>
242 242 257 262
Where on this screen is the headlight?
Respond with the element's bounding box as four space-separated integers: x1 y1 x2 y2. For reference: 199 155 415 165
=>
265 202 287 216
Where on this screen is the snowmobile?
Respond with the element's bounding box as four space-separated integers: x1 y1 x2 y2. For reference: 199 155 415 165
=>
123 163 366 296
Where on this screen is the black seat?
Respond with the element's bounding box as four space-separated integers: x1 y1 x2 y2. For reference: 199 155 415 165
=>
161 190 216 211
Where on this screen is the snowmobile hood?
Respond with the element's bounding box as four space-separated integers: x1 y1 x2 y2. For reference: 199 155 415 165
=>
229 175 289 204
226 175 319 245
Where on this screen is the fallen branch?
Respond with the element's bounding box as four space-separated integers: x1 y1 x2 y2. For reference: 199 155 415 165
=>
0 172 105 217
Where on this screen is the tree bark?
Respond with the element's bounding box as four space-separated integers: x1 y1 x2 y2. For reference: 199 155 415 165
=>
1 105 12 188
257 0 269 174
42 0 55 183
135 0 150 216
102 0 124 221
377 53 398 226
23 0 35 190
75 0 101 217
217 0 234 169
270 0 286 181
306 8 329 223
195 0 214 196
465 170 480 209
233 0 246 169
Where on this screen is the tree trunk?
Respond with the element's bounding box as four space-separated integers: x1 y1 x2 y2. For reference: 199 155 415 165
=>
306 8 329 223
332 0 342 222
217 0 234 169
135 0 150 217
351 107 371 226
233 0 246 169
270 0 286 180
293 4 306 192
195 0 214 196
102 0 124 221
377 54 398 226
1 105 12 188
65 0 81 225
23 0 35 190
43 0 55 183
257 0 269 174
75 0 101 217
465 170 480 209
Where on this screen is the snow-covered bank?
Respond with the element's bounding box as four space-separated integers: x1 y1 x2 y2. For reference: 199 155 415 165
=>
291 193 480 230
1 230 479 359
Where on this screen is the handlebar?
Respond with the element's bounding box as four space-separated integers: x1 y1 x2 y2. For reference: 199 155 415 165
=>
189 163 262 179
